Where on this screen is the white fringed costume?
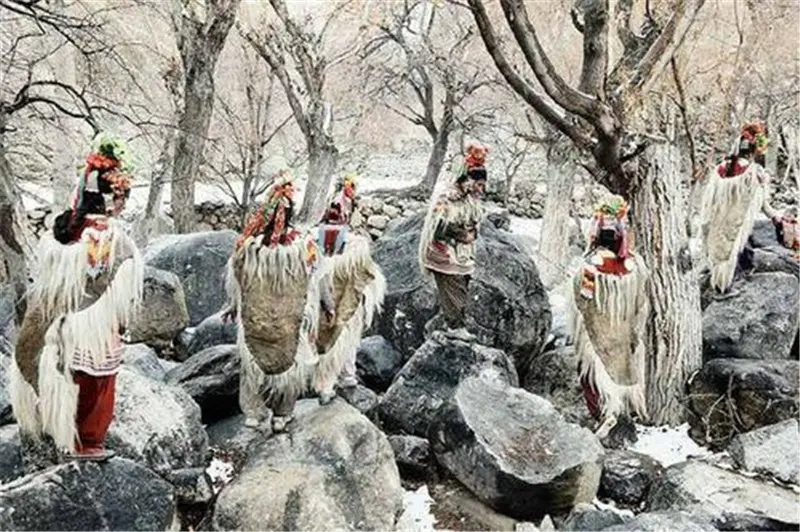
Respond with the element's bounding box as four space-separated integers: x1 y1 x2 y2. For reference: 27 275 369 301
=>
701 159 774 292
571 252 649 427
9 220 143 452
229 232 384 424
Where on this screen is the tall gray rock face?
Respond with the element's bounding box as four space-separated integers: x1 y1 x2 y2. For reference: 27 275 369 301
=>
143 230 236 325
430 377 603 520
371 214 551 380
647 460 799 531
702 273 799 361
0 458 177 531
212 400 403 531
377 332 518 437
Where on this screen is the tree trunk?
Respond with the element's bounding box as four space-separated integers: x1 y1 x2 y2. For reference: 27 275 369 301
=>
171 67 217 233
631 142 703 426
0 118 34 326
537 146 575 287
144 134 175 220
298 140 338 224
421 89 456 193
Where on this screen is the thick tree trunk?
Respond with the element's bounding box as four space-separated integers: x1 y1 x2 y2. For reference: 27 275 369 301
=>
421 128 452 194
171 69 216 233
631 142 703 426
0 120 34 325
298 141 338 224
538 146 575 287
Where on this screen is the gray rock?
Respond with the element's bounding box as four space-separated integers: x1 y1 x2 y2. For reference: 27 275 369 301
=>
356 335 404 391
0 349 11 427
212 400 403 531
165 467 214 505
144 230 237 325
371 214 551 382
599 450 664 508
206 414 263 456
702 273 799 361
562 503 629 531
0 285 13 426
728 419 799 484
123 343 166 381
0 458 177 531
128 267 190 346
648 460 799 531
753 247 800 279
166 344 239 423
108 366 208 472
387 435 431 476
686 359 798 450
368 214 390 229
603 511 715 531
0 424 23 483
377 331 518 437
521 345 588 425
430 376 603 520
174 311 237 361
750 219 781 249
336 383 379 417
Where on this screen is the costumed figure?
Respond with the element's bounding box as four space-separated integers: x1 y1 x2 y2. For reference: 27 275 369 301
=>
315 174 386 390
773 206 800 259
9 132 143 461
571 196 648 437
418 144 487 331
702 122 779 293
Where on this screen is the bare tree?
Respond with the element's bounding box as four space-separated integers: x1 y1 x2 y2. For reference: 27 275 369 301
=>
242 0 367 223
361 0 491 194
469 0 707 424
169 0 242 233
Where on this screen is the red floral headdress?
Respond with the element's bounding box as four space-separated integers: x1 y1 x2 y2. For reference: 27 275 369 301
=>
589 196 630 258
739 122 769 155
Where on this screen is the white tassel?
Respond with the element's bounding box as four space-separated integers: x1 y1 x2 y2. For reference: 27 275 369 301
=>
8 359 42 437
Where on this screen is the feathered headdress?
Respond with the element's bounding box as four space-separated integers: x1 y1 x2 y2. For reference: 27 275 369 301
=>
237 170 296 249
454 143 489 180
589 195 630 258
737 121 769 155
90 132 134 173
72 131 133 212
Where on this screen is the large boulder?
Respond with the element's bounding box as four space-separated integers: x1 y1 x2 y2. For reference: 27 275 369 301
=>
647 460 799 531
372 214 551 379
0 458 177 531
430 376 603 520
521 345 588 425
387 434 432 477
702 273 799 361
127 267 190 346
0 424 23 483
728 419 799 484
686 359 798 450
599 450 664 509
166 344 240 423
109 366 208 472
562 503 630 531
122 343 167 381
753 248 800 279
143 230 236 326
174 311 237 361
377 331 518 437
212 400 403 531
356 335 405 392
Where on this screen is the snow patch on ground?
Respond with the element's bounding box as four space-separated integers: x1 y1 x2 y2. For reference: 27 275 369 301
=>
631 423 712 467
205 457 235 494
396 485 437 532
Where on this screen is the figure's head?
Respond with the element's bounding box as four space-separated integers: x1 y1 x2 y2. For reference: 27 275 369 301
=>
76 132 133 216
462 143 488 198
339 173 358 200
91 131 134 173
589 196 630 257
737 122 769 164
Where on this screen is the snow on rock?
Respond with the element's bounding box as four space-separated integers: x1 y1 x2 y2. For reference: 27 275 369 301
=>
205 457 235 495
396 486 437 532
630 424 711 467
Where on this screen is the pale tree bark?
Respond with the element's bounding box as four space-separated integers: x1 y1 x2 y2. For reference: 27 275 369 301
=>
421 88 456 192
469 0 707 424
631 139 703 425
538 142 576 288
171 0 242 233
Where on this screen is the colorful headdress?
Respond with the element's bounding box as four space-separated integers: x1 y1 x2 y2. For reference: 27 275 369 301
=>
589 195 630 258
72 132 133 213
738 122 769 155
90 132 134 173
237 170 297 249
339 173 358 191
455 143 489 180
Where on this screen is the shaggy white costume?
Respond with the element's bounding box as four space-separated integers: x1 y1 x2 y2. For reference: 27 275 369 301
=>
9 220 143 453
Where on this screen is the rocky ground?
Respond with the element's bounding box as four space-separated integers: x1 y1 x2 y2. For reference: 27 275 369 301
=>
0 191 798 531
